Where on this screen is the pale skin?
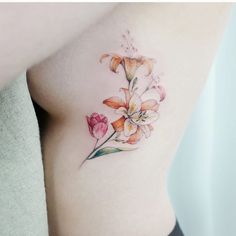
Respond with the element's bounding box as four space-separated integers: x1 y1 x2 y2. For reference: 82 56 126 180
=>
0 3 117 89
0 3 232 236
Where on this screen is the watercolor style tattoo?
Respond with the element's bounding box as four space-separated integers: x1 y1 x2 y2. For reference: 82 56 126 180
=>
81 30 166 166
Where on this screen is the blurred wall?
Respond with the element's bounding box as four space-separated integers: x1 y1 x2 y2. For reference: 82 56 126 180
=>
168 5 236 236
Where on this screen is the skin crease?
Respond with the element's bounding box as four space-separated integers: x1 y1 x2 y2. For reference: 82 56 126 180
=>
27 3 231 236
0 3 117 90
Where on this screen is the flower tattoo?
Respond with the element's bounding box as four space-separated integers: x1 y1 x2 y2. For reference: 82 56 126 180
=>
81 30 166 166
86 113 108 140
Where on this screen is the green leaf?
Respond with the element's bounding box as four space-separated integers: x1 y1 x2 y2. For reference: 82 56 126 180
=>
88 146 137 160
132 77 138 87
131 77 138 91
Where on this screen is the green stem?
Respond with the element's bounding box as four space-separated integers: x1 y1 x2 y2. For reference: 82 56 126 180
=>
79 131 116 168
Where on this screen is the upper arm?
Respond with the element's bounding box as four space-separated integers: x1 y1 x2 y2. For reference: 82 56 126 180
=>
0 3 116 89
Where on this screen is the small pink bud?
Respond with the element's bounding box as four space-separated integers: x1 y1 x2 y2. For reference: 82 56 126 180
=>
86 113 108 139
155 85 166 102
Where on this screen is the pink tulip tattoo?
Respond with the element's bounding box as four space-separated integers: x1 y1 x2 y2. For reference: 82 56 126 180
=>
81 113 115 166
86 113 108 139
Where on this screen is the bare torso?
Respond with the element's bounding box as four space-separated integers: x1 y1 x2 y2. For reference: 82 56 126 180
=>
25 3 231 236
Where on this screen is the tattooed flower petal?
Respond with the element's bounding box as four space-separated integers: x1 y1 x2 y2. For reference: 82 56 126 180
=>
122 57 141 81
116 107 128 117
156 85 166 102
112 116 126 132
100 53 123 74
128 93 142 115
126 127 143 144
86 116 94 137
93 122 108 139
103 97 126 109
110 56 123 73
140 56 156 77
120 88 131 106
140 125 152 138
99 54 110 63
141 99 159 112
124 119 138 137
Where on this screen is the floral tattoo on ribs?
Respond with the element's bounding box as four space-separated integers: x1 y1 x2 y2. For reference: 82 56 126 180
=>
82 30 166 166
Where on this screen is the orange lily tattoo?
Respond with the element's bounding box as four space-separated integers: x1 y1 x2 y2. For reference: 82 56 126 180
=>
81 30 166 166
100 54 155 82
103 89 159 144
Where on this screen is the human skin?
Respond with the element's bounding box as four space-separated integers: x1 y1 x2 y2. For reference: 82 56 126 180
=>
0 3 117 90
27 3 231 236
